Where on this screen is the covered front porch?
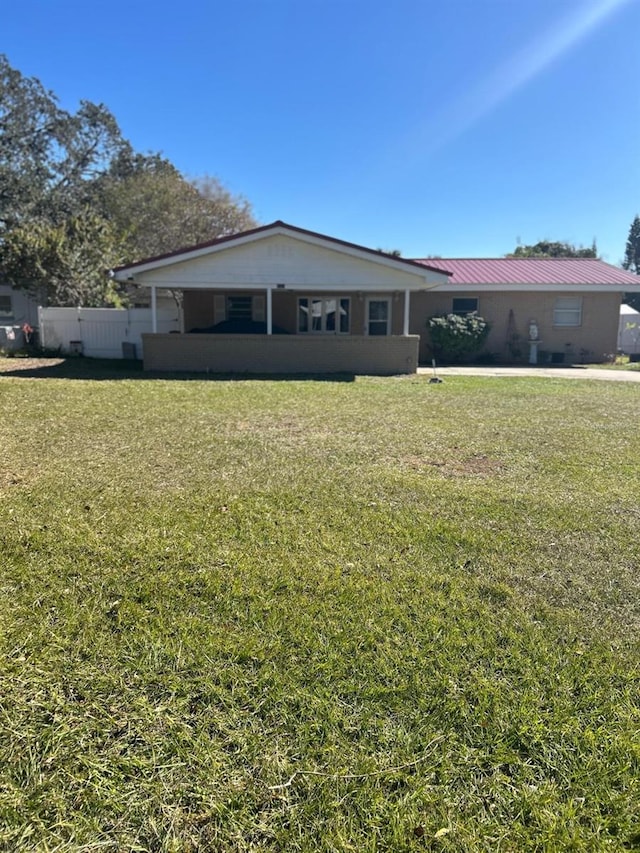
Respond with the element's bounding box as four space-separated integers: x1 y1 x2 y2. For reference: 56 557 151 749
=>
146 285 420 374
161 286 417 337
114 221 451 374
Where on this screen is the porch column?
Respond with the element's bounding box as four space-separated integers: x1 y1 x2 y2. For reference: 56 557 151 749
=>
266 287 273 335
403 289 411 336
151 285 157 333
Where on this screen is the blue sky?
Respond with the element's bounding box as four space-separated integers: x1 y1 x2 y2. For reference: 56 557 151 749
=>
3 0 638 262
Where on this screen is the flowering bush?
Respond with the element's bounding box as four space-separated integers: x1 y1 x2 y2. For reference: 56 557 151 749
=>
427 313 491 363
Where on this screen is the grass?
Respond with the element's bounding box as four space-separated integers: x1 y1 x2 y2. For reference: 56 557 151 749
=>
585 355 640 371
1 361 639 851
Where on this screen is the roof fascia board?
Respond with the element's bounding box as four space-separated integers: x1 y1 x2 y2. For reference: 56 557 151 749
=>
431 283 640 293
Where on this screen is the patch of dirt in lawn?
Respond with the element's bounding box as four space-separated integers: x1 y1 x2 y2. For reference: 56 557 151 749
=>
405 452 505 477
0 470 24 487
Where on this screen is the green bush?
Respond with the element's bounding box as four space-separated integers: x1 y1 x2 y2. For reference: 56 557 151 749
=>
427 312 491 362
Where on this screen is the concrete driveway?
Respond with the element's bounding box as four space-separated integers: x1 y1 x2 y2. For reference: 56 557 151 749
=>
417 365 640 383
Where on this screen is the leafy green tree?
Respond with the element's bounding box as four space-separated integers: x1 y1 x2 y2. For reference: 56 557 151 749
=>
621 215 640 311
0 55 256 305
0 55 126 304
427 313 491 363
94 157 255 262
1 210 123 306
507 240 598 258
0 55 124 230
0 58 59 228
622 215 640 275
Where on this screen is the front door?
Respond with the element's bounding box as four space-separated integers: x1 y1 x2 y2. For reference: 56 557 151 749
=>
366 298 390 335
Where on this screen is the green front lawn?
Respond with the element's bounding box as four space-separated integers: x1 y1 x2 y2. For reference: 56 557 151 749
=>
1 365 639 851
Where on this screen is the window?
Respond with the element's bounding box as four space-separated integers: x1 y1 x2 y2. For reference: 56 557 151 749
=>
367 299 390 336
452 297 478 315
227 296 253 320
0 295 12 318
298 297 350 333
553 297 582 326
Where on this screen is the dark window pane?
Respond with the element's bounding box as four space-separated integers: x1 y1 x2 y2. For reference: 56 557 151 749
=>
340 299 350 333
311 300 323 331
326 299 336 331
227 296 253 320
452 298 478 315
298 298 308 332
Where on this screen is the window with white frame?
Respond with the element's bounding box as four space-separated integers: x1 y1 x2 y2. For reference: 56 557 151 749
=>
452 297 478 315
298 297 350 333
0 295 12 318
367 298 390 336
553 297 582 326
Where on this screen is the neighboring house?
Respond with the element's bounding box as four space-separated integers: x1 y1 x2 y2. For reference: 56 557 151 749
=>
103 220 640 374
0 283 40 351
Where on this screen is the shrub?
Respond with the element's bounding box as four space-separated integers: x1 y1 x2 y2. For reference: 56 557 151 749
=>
427 313 491 363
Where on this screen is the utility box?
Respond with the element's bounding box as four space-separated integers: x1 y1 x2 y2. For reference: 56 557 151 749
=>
122 341 137 359
69 340 83 355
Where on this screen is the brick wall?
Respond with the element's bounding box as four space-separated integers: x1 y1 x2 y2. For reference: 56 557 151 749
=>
142 334 419 375
410 291 621 363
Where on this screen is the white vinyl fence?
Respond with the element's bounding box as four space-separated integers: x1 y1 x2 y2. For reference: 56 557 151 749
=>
619 305 640 355
38 306 180 359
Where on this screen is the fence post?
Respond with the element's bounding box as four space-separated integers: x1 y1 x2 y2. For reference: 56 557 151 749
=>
38 305 45 349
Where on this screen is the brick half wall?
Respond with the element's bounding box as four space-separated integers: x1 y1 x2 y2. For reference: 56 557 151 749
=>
142 334 420 375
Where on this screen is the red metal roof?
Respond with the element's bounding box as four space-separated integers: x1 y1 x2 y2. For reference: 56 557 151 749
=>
412 257 640 286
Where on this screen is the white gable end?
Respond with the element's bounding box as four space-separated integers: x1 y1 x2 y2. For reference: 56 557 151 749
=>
121 233 447 292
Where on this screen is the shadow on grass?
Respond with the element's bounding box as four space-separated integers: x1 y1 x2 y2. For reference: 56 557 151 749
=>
0 357 357 382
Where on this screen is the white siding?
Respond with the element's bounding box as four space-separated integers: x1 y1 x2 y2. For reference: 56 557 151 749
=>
128 235 441 291
0 284 39 325
0 285 40 351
